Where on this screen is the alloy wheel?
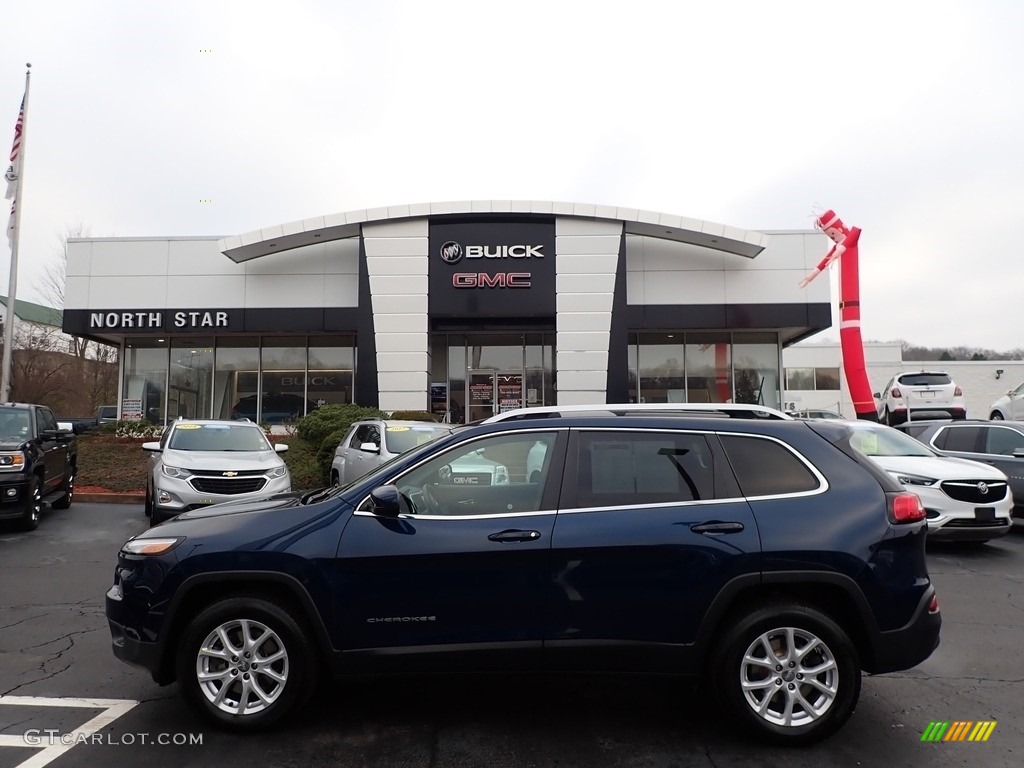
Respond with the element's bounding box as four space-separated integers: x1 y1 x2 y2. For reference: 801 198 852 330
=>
195 618 290 716
738 626 839 727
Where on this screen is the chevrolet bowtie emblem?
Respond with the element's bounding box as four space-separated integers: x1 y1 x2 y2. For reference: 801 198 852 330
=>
222 471 238 477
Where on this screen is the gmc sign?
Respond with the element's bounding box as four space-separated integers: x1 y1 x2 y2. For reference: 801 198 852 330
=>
453 272 531 288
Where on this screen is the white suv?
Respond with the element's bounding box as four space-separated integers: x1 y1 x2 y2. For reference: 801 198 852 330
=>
989 381 1024 420
875 371 966 426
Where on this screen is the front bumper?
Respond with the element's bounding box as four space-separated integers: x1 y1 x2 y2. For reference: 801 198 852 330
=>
0 475 30 520
155 474 292 514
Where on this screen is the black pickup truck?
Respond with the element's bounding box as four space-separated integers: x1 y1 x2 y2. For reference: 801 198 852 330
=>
0 403 77 531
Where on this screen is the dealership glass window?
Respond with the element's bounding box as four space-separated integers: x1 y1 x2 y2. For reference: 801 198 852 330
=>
169 337 214 420
815 367 841 390
785 368 815 390
260 337 309 424
732 333 781 409
685 333 731 404
308 335 355 410
430 335 449 420
447 335 467 424
214 337 259 420
637 333 685 403
122 338 168 424
524 333 554 408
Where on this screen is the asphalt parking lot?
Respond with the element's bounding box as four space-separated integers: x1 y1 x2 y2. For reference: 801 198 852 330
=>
1 504 1022 768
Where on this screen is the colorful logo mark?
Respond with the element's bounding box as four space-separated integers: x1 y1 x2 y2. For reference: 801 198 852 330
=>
921 721 996 742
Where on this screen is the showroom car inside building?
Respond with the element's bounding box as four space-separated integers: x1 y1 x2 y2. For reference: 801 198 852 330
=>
61 201 831 425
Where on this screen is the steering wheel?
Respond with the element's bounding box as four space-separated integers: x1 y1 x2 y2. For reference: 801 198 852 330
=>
419 483 442 515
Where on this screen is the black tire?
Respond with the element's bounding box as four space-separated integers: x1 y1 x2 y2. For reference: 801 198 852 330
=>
144 481 153 518
884 408 896 426
52 466 75 510
713 602 861 745
17 476 42 531
991 411 1004 421
176 597 315 731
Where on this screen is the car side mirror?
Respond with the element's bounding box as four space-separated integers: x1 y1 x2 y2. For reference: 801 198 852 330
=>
360 442 380 454
274 444 289 453
142 441 162 452
872 392 880 399
368 485 401 517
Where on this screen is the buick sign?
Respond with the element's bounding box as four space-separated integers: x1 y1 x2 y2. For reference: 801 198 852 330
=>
440 241 463 264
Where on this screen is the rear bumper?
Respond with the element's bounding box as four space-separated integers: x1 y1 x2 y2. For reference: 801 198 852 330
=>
866 587 941 673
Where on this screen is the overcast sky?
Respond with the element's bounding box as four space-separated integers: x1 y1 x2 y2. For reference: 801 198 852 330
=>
1 0 1020 350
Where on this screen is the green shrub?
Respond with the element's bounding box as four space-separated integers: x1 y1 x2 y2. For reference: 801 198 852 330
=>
275 436 322 491
98 419 163 439
389 410 439 422
296 403 385 448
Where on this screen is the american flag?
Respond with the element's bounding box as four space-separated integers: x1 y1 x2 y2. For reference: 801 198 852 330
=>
5 92 24 246
4 93 24 201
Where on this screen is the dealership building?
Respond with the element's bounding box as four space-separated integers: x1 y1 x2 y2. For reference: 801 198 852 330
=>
62 201 830 424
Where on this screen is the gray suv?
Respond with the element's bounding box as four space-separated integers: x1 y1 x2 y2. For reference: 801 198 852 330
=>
143 420 291 523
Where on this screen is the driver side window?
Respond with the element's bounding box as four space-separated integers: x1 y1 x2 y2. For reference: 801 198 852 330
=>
395 431 558 517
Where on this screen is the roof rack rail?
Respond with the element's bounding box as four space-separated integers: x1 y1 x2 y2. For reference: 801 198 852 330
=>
482 403 792 423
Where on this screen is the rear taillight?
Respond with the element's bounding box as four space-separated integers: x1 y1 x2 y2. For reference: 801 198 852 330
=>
888 491 926 523
928 594 940 614
891 387 902 398
954 385 963 396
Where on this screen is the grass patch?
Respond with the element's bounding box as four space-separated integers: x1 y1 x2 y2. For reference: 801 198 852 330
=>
75 434 323 494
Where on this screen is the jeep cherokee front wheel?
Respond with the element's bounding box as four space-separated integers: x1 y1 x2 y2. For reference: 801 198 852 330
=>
176 597 315 730
714 602 861 745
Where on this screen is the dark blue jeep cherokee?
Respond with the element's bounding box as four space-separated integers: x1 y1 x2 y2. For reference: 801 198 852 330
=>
106 407 940 744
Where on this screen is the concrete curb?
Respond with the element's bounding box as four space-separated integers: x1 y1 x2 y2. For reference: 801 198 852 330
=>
77 493 145 504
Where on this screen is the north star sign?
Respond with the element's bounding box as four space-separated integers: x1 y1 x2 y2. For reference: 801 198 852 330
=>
89 310 231 330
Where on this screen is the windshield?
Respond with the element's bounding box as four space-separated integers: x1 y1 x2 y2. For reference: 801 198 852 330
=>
0 411 30 439
898 373 952 387
168 423 273 452
384 424 453 453
848 424 935 458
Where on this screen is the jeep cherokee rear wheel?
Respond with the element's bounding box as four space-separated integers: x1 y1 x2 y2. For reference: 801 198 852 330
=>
176 597 315 730
714 602 861 745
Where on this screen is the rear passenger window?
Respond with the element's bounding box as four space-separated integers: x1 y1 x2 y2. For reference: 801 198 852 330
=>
936 426 979 452
983 427 1024 455
569 432 715 509
719 435 820 497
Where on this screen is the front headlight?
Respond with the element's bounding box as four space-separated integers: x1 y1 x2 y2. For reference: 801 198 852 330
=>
267 465 289 479
161 464 192 479
0 452 25 470
121 536 184 556
894 472 938 487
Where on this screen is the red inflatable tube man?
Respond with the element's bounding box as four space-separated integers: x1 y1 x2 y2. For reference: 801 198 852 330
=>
799 210 878 422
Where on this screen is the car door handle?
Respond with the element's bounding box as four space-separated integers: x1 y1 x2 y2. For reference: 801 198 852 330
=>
488 529 542 543
690 521 745 535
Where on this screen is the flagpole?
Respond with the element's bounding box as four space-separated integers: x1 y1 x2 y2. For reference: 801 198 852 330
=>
1 63 30 402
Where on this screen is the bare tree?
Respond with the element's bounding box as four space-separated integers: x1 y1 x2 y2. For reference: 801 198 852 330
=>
40 224 92 358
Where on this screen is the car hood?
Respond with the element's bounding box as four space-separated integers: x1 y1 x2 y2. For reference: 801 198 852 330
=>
871 454 1008 480
170 492 304 521
161 448 285 472
0 438 28 451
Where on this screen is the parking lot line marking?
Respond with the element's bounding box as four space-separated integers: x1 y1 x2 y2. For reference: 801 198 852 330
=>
0 695 138 768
